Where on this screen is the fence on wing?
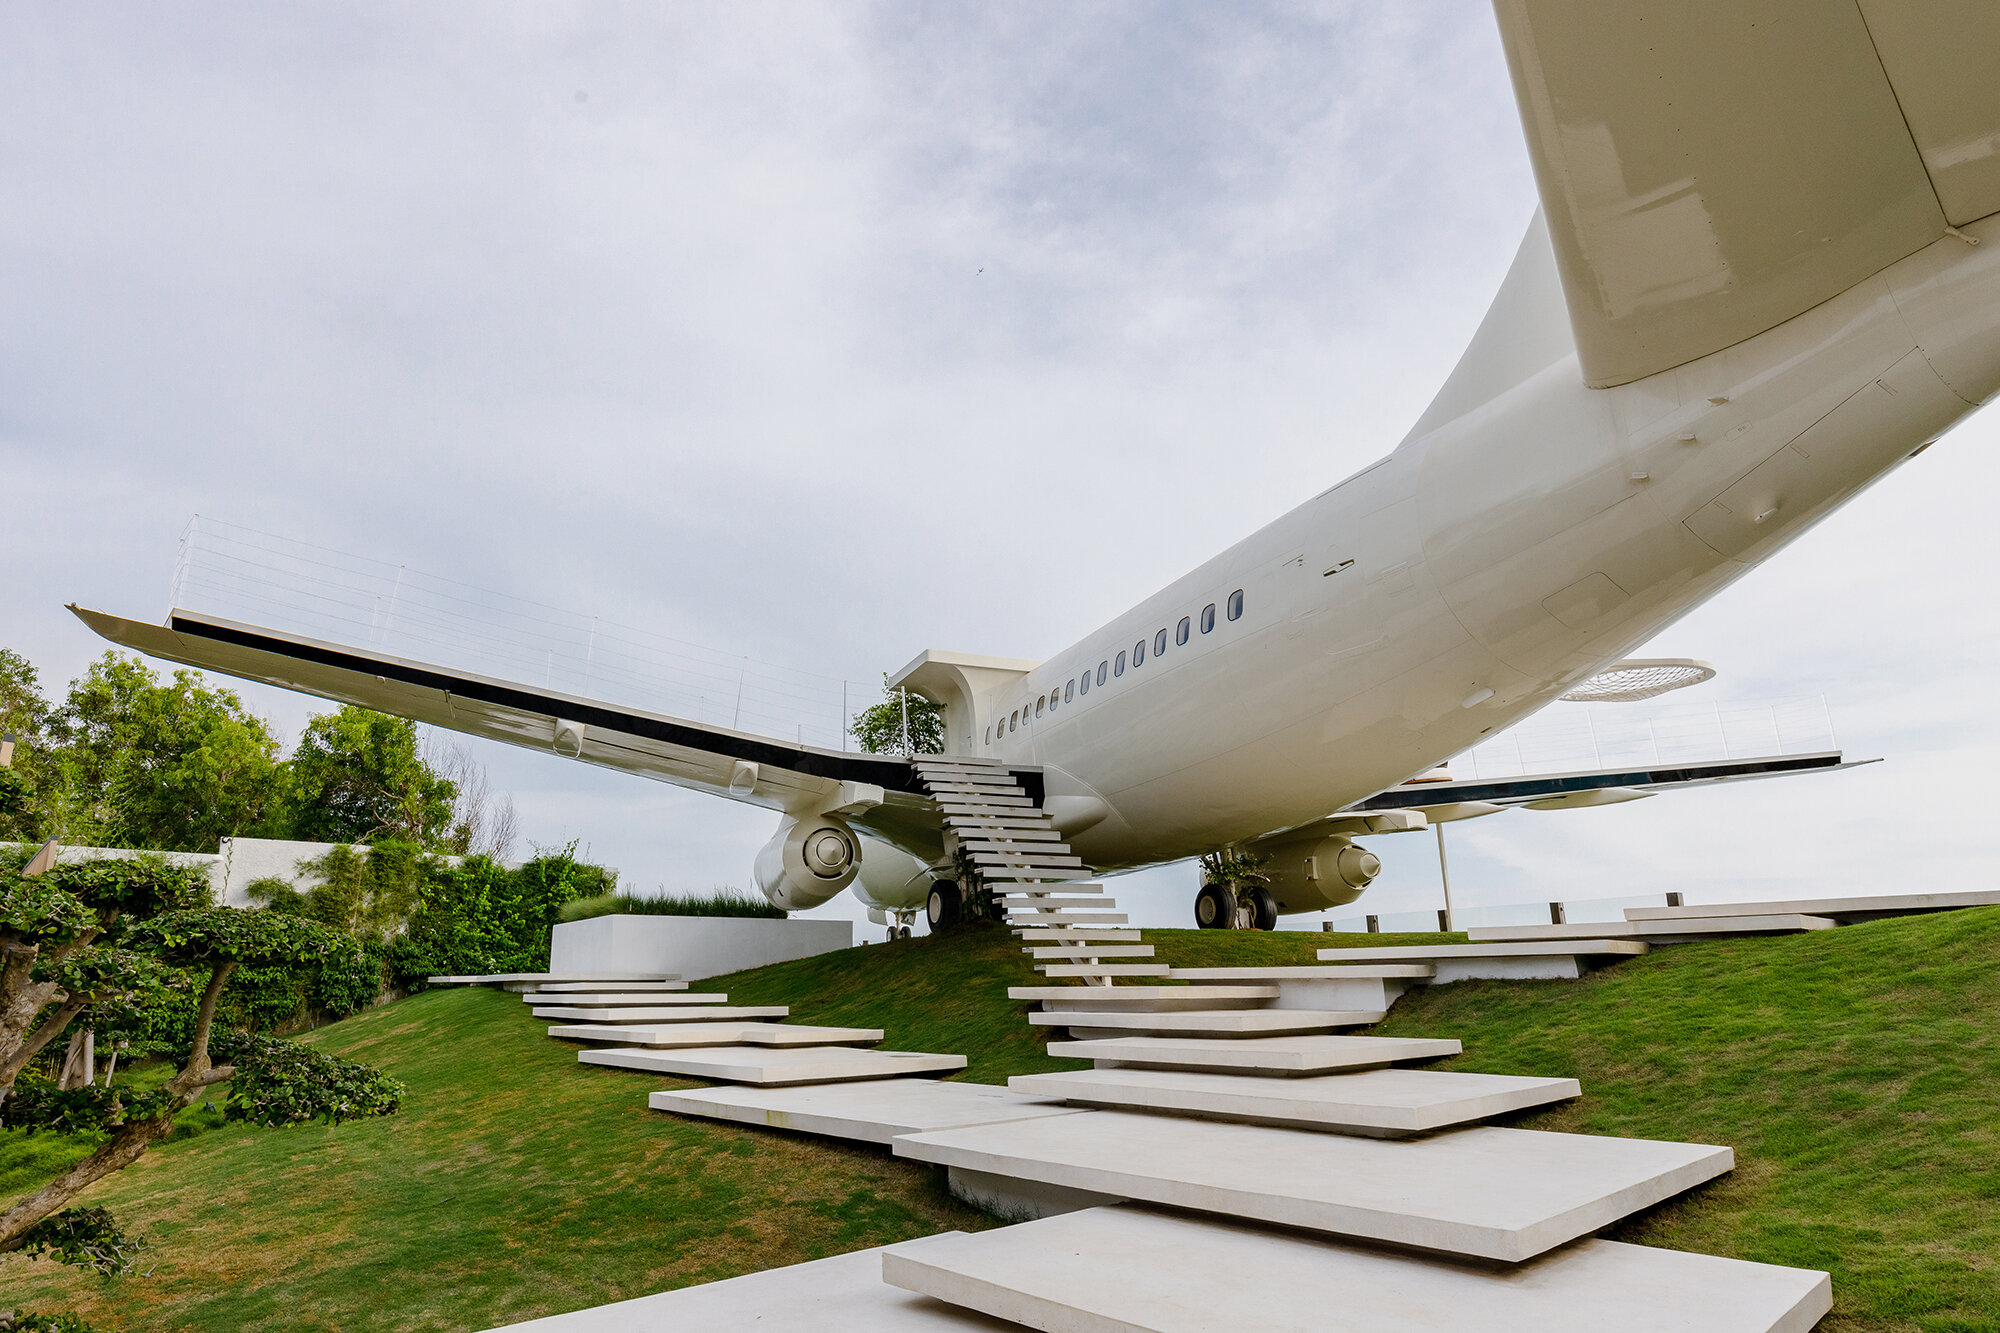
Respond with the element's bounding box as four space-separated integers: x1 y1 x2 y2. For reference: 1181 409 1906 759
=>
168 516 880 751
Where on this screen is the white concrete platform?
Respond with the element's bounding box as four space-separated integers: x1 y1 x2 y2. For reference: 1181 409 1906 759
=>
1009 986 1277 1011
521 991 729 1006
1624 888 2000 923
581 1045 967 1085
1318 940 1647 982
1467 914 1836 944
1166 965 1436 980
882 1206 1832 1333
1030 1008 1384 1038
1046 1033 1463 1075
892 1111 1732 1261
549 1022 882 1048
649 1078 1085 1145
530 1005 789 1023
1009 1066 1579 1136
428 972 675 986
1035 964 1172 978
480 1243 1014 1331
526 980 690 993
1160 963 1436 1012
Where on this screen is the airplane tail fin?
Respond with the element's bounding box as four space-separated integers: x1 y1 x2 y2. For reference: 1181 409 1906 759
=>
1492 0 2000 388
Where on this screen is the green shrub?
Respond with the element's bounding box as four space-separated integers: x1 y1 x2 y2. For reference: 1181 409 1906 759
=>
208 1032 404 1127
557 889 784 922
0 1311 109 1333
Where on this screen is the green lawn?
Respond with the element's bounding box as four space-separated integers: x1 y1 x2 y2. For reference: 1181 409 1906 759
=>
2 912 1997 1331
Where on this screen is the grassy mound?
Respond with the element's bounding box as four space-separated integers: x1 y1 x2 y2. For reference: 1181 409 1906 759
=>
2 913 1996 1331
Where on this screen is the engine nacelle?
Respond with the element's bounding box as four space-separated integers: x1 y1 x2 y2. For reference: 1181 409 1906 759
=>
1257 834 1382 914
753 815 861 911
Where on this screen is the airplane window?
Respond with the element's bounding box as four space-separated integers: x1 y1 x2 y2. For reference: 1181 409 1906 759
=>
1227 589 1245 620
1155 628 1168 656
1177 616 1190 645
1047 691 1056 713
984 726 991 745
1036 697 1045 718
1201 603 1216 633
1098 661 1108 686
1114 651 1126 677
1133 639 1145 667
1079 672 1090 696
1065 680 1074 702
1010 710 1019 731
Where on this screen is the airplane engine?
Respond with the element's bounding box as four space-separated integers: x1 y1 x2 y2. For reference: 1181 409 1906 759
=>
753 814 861 911
1257 834 1382 914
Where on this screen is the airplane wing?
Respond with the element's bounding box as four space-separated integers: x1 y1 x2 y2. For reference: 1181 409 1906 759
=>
68 606 987 858
1349 750 1870 821
1492 0 2000 387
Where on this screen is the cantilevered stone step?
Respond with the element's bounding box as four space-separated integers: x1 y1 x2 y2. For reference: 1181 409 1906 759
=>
427 972 675 987
892 1113 1733 1262
1030 1008 1383 1038
1166 965 1436 1012
1035 964 1172 978
1318 940 1647 982
1017 928 1142 943
548 1022 882 1048
520 991 728 1006
1049 1033 1463 1075
1466 914 1836 943
1009 909 1128 924
1624 888 2000 923
650 1079 1086 1145
581 1045 965 1086
531 1004 788 1023
1011 985 1277 1011
477 1243 1009 1331
1007 1067 1580 1136
881 1206 1832 1333
1024 945 1157 959
1001 897 1113 911
524 979 691 994
1169 965 1435 981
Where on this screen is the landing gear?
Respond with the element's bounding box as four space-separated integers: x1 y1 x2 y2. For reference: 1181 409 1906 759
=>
1195 883 1236 929
926 881 964 931
885 907 919 942
1245 887 1279 932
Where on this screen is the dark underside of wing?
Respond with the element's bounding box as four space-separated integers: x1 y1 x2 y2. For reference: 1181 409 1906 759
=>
1353 750 1860 812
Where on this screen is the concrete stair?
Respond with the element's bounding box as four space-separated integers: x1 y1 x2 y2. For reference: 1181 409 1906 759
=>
522 979 691 994
1468 914 1837 944
530 1004 789 1023
519 990 728 1007
648 1079 1086 1146
1624 888 2000 923
1006 1066 1580 1136
892 1111 1733 1262
881 1205 1833 1333
1029 1007 1386 1038
1009 985 1277 1011
548 1022 883 1049
1165 964 1434 1011
1046 1032 1464 1074
1317 940 1648 982
581 1045 966 1086
427 972 677 992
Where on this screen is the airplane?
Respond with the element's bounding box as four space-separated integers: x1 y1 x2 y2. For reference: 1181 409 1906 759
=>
74 2 2000 936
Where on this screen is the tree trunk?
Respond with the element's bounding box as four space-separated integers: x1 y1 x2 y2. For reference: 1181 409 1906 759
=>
57 1028 95 1089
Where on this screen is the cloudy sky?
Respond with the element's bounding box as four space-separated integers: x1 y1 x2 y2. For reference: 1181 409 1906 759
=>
6 2 1995 936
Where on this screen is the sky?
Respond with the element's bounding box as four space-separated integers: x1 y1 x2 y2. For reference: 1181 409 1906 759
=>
4 2 1996 938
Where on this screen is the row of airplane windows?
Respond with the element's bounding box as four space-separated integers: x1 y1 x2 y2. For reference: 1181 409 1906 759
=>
988 588 1246 744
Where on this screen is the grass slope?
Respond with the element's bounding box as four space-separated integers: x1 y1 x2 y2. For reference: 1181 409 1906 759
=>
3 913 1996 1330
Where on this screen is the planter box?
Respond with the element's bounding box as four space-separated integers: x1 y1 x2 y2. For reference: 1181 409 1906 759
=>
550 914 853 981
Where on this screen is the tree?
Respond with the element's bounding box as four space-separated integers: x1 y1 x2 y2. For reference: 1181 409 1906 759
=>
1 649 53 844
283 706 456 848
851 675 945 756
43 655 283 852
0 901 398 1256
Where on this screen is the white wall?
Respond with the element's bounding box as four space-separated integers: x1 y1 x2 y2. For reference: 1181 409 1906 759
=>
550 914 854 981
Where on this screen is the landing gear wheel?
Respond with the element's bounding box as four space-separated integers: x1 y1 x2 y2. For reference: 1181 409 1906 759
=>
1195 883 1237 929
896 924 912 939
926 881 963 931
1246 886 1279 932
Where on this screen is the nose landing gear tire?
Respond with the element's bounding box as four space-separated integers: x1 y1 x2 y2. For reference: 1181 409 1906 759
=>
1195 883 1236 929
926 881 964 931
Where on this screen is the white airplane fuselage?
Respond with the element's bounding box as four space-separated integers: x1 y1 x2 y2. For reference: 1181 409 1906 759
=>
919 213 2000 889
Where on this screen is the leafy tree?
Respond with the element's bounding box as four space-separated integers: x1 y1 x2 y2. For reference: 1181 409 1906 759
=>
282 706 456 848
1 649 53 843
851 675 945 756
0 903 393 1256
43 655 282 852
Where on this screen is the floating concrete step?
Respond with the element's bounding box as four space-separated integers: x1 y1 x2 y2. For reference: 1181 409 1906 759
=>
1047 1033 1463 1075
531 1004 789 1023
649 1078 1086 1145
549 1022 882 1049
1008 912 1129 926
476 1243 1008 1331
524 979 691 994
1016 928 1142 943
1318 940 1647 982
1000 897 1113 911
1467 914 1836 944
1035 964 1173 978
520 991 728 1007
1166 964 1435 1012
1011 986 1276 1011
581 1045 965 1086
881 1206 1832 1333
892 1112 1733 1262
428 972 676 988
1624 888 2000 923
1008 1066 1580 1136
1169 965 1436 980
1030 1008 1383 1038
1026 947 1158 962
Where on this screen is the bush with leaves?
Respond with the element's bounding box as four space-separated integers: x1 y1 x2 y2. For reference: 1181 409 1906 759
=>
850 674 946 756
13 1207 149 1277
0 1310 108 1332
208 1031 403 1127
